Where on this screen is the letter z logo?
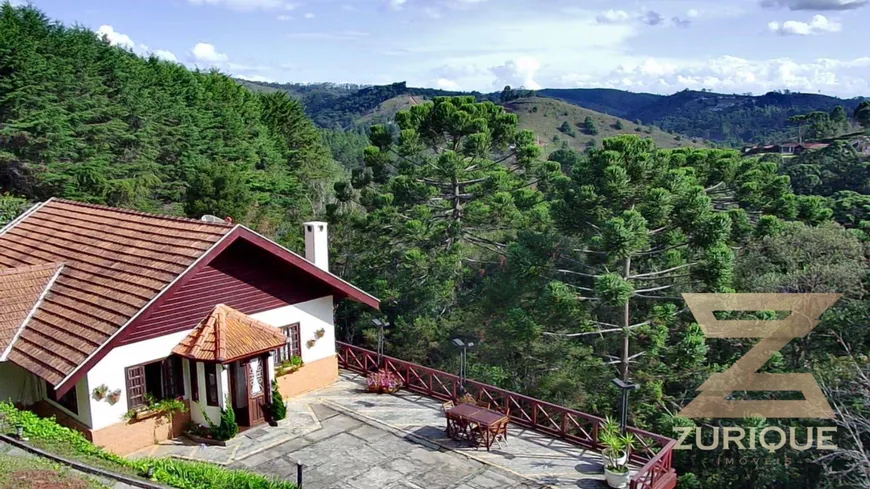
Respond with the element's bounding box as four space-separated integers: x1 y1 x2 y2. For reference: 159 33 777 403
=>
680 293 840 419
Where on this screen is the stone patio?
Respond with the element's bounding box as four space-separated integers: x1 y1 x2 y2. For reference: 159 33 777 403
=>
133 372 631 488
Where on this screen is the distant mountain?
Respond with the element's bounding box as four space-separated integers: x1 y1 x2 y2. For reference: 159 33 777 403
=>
241 81 473 129
537 88 662 118
239 80 867 146
541 88 867 146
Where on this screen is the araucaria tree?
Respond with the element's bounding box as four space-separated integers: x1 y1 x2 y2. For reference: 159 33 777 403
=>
333 96 555 359
548 136 793 422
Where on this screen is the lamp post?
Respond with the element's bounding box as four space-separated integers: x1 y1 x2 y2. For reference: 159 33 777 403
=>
611 378 639 435
372 319 390 370
451 338 475 393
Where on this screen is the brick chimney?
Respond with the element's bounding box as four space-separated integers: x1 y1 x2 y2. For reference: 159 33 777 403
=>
303 222 329 272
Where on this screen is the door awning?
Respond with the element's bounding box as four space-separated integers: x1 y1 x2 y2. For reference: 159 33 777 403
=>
172 304 286 363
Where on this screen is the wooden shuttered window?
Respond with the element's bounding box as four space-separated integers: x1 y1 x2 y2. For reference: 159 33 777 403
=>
126 365 146 411
190 360 200 402
162 356 184 399
205 364 219 407
277 323 301 362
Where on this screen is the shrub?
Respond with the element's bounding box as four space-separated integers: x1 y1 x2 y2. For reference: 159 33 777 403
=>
614 120 624 130
0 402 294 489
267 380 287 422
583 116 598 135
213 400 238 441
139 458 295 489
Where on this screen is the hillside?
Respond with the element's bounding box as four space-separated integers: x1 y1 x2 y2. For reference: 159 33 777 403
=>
0 4 337 239
544 88 866 146
505 97 706 154
537 88 662 118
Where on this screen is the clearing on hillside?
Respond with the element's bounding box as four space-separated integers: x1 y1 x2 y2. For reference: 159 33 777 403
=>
506 97 707 155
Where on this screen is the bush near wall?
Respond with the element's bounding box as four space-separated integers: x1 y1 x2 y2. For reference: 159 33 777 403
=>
0 402 296 489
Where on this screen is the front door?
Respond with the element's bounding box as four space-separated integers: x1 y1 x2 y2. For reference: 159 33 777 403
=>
245 357 266 426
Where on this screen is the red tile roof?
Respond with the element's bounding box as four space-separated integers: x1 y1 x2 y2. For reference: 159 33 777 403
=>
172 304 286 363
0 199 234 385
0 263 63 359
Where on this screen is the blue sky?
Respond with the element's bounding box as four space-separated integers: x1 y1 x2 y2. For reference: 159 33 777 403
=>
13 0 870 96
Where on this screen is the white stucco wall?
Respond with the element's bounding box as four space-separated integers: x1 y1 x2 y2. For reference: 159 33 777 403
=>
0 361 42 405
86 330 191 430
83 295 335 430
250 296 335 364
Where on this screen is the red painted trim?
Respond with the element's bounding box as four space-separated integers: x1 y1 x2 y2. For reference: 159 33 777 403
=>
55 226 379 396
236 227 380 310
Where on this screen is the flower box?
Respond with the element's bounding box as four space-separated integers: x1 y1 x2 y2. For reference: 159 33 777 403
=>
365 370 403 394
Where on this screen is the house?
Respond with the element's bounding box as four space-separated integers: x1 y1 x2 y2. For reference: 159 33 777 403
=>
0 199 379 454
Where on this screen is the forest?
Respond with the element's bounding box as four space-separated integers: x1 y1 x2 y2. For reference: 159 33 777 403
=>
1 5 869 489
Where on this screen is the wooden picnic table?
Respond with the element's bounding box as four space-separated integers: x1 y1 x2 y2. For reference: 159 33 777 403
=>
446 403 508 451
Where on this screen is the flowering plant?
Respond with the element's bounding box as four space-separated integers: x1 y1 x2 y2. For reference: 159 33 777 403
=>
366 370 402 394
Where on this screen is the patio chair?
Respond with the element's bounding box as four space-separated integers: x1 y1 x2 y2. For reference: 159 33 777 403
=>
471 418 508 451
442 400 455 412
458 393 477 406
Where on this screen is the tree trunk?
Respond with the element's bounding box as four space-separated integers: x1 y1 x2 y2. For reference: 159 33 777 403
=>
621 256 631 381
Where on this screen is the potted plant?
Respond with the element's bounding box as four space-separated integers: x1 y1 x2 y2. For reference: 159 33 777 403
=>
91 384 109 402
106 389 121 406
600 419 635 489
366 370 402 394
600 416 628 465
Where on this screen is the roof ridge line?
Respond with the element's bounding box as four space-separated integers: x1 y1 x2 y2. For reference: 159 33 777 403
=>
0 262 65 275
0 199 51 240
1 264 65 361
49 199 234 228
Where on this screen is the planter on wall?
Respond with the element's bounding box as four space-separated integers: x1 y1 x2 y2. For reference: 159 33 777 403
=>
106 389 121 406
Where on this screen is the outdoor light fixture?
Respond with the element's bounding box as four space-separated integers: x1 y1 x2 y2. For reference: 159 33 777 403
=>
611 378 639 435
372 318 390 370
16 425 25 441
452 338 476 389
147 467 155 478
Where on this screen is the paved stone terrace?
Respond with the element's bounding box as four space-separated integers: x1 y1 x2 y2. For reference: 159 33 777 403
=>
135 372 630 488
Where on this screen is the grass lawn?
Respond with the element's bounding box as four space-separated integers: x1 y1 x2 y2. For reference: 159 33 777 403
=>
0 453 109 489
0 402 297 489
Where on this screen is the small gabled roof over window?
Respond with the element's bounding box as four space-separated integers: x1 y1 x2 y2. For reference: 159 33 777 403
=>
172 304 286 363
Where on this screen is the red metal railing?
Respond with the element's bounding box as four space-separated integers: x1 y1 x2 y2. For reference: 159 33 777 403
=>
337 342 676 489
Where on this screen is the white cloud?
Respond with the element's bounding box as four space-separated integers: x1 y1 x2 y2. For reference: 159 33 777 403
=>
641 10 664 25
555 55 870 97
768 14 841 35
435 78 460 89
490 57 542 90
761 0 867 10
304 12 315 18
236 73 274 83
192 42 228 63
386 0 407 9
96 25 135 49
596 9 631 24
188 0 298 11
687 8 700 17
277 14 292 20
153 50 178 62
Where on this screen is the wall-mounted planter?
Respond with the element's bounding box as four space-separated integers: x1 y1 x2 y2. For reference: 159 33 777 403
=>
92 384 109 402
106 389 121 406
